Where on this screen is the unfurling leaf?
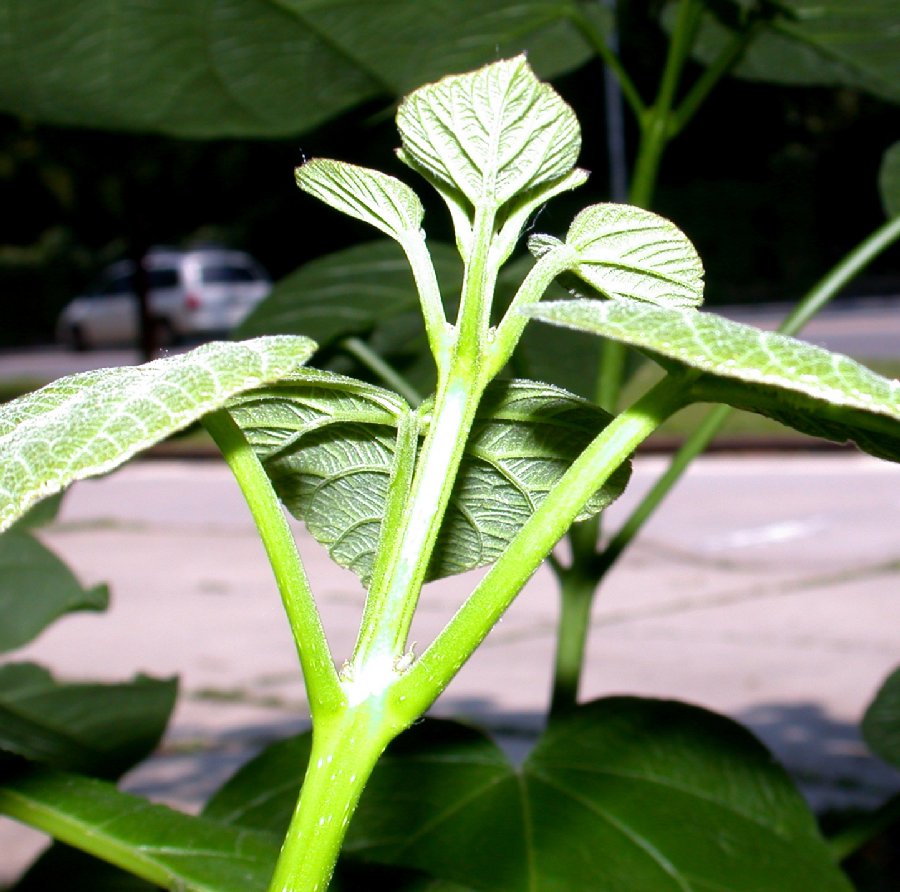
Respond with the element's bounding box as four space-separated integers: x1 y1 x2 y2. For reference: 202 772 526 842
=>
0 337 315 533
531 203 705 307
527 298 900 461
229 373 628 583
396 55 580 209
296 159 425 243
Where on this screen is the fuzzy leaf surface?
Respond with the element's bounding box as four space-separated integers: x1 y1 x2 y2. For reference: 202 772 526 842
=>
536 203 705 307
0 767 279 891
0 336 314 533
0 532 108 653
229 375 627 583
0 664 175 779
202 701 851 891
688 0 900 105
396 55 580 208
862 666 900 769
0 1 605 137
528 299 900 461
295 160 424 242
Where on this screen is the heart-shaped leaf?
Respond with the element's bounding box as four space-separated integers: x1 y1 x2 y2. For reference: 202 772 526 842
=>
687 1 900 105
396 55 580 209
0 767 279 891
0 336 315 533
527 298 900 461
296 160 425 243
0 664 175 779
862 665 900 769
203 700 852 891
0 0 605 137
533 203 705 307
228 374 627 583
0 532 108 653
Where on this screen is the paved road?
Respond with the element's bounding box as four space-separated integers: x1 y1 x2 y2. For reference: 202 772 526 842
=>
3 453 899 881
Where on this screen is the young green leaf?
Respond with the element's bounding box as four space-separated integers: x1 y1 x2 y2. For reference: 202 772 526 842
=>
0 532 108 653
530 203 705 307
0 664 175 779
396 55 580 209
229 375 628 583
0 767 279 891
528 299 900 461
862 666 900 769
0 336 315 533
296 159 424 242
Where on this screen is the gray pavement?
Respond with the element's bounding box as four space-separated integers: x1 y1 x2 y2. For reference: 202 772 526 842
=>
2 453 900 881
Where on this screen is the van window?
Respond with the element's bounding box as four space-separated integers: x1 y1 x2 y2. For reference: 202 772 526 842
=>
148 268 179 289
199 264 257 284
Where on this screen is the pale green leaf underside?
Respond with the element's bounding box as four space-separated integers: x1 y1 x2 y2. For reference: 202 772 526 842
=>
229 372 627 583
0 768 279 891
296 159 425 242
0 336 315 533
528 299 900 461
548 202 705 307
0 532 108 653
396 55 580 207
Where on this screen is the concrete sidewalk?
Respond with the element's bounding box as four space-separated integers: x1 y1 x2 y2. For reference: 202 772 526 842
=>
3 453 899 880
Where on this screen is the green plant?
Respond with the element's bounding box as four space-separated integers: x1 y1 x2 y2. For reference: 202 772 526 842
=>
1 56 899 891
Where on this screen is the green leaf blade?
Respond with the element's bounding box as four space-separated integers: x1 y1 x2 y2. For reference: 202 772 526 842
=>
296 159 425 242
0 336 315 532
0 532 108 653
396 55 580 208
527 299 900 460
548 203 705 307
862 666 900 769
0 768 279 892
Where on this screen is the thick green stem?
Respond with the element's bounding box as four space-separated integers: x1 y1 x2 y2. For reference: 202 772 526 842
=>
396 373 688 715
203 409 342 719
267 702 403 892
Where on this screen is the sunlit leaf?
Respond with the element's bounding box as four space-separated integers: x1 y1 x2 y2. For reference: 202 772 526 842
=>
0 0 606 137
0 532 108 653
203 701 852 891
527 298 900 461
862 665 900 769
228 374 627 583
0 336 315 532
396 56 580 208
0 664 175 779
0 767 279 891
296 160 424 242
534 203 705 307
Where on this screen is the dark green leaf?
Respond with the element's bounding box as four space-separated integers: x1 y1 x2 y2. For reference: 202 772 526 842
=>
204 701 852 891
0 336 315 532
688 1 900 105
527 298 900 461
0 664 175 779
9 493 64 531
0 767 279 891
862 666 900 770
0 531 108 653
12 844 158 892
879 142 900 219
229 374 628 583
0 1 606 138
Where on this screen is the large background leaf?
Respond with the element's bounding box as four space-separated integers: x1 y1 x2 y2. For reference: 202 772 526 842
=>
0 336 314 532
0 532 108 653
230 375 628 583
0 664 175 779
528 299 900 461
0 0 607 138
688 0 900 105
862 666 900 770
204 700 851 891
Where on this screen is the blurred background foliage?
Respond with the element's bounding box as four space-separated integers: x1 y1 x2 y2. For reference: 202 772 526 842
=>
0 0 898 346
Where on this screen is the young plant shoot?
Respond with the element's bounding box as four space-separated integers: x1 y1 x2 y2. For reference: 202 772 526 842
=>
1 57 898 892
